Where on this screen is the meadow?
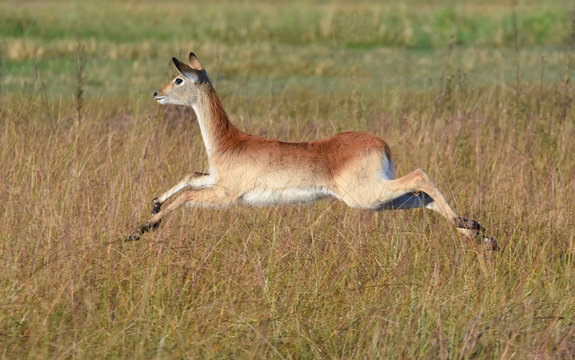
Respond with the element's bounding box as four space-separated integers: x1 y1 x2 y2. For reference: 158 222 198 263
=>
1 0 574 358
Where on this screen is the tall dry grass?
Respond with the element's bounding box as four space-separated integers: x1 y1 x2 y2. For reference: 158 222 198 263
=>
1 77 574 358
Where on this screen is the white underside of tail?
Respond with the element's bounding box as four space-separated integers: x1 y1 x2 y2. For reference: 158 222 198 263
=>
380 152 394 180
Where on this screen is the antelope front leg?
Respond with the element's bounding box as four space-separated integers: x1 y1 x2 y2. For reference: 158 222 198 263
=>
150 198 162 230
151 172 210 212
124 197 163 238
126 195 190 242
126 185 233 242
148 172 211 230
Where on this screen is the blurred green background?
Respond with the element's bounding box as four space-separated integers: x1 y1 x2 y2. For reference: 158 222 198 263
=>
1 0 572 100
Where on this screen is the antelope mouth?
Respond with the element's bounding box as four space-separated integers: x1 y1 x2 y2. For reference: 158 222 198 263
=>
154 95 167 104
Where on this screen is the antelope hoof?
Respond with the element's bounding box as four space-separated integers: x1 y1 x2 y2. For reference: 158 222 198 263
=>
125 222 153 242
481 236 499 251
125 231 141 242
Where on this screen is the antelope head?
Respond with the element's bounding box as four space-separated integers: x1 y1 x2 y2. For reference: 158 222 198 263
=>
153 52 210 106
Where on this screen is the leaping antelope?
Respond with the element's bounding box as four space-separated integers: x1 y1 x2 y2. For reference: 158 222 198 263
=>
127 52 497 250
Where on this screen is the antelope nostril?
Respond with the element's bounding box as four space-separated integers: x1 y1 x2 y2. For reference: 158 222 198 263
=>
153 91 158 97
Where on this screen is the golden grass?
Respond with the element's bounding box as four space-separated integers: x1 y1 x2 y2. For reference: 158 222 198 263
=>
1 80 574 358
1 0 575 358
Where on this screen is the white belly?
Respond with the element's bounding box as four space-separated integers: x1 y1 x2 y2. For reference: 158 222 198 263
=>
239 187 333 206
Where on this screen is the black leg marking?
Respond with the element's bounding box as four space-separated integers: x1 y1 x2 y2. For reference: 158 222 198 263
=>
125 222 153 242
455 217 484 232
152 198 162 215
151 198 162 230
124 199 164 242
455 217 498 251
125 233 140 242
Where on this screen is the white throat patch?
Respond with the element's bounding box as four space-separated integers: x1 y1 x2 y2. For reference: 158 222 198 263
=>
192 103 212 157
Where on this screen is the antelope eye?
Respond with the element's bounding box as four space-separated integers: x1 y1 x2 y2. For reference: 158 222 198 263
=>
174 78 183 85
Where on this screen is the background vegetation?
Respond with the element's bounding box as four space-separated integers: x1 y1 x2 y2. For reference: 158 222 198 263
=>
1 0 574 358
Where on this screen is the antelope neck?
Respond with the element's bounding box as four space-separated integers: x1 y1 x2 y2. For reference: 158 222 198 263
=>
191 87 240 162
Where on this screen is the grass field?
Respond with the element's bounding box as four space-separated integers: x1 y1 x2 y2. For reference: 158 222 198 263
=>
1 0 575 358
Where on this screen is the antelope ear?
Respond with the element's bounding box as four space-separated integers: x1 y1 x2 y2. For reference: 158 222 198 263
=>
172 57 201 83
188 52 205 71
